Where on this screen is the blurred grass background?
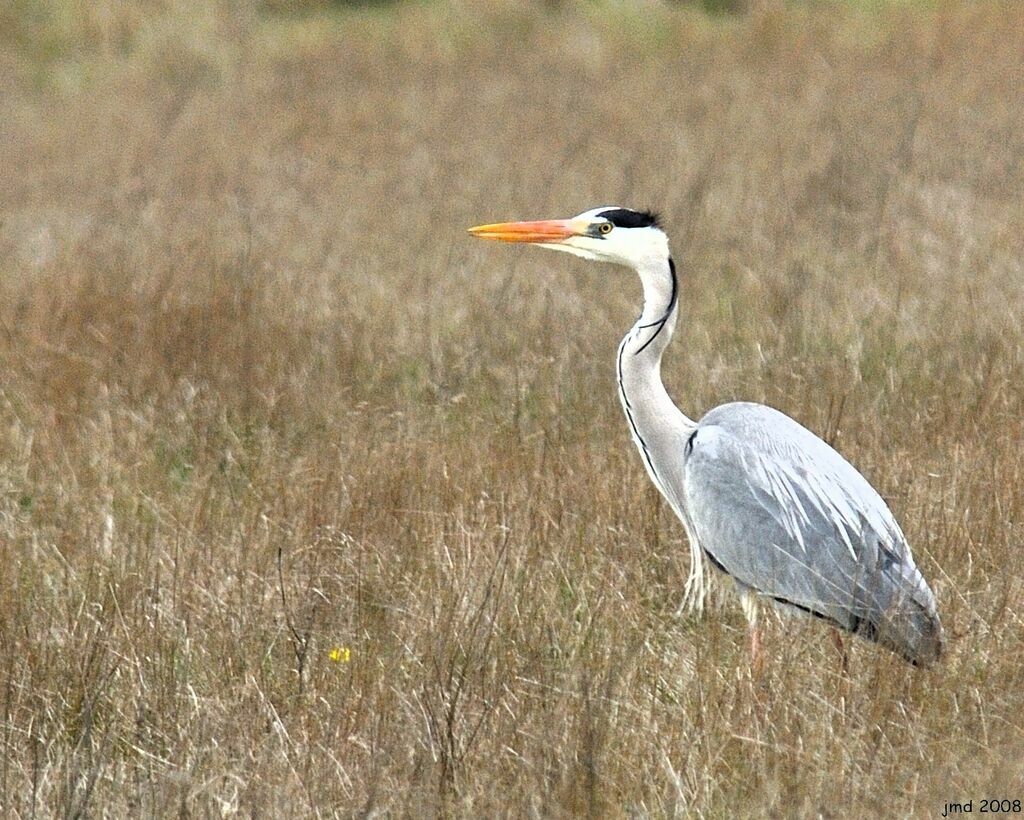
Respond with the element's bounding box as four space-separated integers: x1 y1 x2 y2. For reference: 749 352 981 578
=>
1 0 1023 815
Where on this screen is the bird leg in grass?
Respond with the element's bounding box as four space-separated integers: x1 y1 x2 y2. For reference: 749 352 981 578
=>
740 589 764 673
831 627 850 674
748 624 764 673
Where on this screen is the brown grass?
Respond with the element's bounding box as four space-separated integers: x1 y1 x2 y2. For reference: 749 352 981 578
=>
2 1 1024 815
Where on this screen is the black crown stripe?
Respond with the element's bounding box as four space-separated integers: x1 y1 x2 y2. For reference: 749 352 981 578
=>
595 208 661 229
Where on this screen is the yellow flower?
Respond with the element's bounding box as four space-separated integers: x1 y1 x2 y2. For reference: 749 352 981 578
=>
328 646 351 663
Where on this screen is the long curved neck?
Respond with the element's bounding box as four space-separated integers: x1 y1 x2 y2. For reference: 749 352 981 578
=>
616 255 696 488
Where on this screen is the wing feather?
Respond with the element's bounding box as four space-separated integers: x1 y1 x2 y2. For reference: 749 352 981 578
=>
679 402 942 664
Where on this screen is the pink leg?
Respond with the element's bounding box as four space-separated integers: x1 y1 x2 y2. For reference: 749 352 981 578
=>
748 623 765 675
831 627 849 674
740 589 764 674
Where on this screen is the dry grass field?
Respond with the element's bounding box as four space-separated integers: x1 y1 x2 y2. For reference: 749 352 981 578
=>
2 0 1024 815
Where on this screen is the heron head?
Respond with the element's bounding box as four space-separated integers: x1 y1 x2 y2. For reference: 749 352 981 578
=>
468 206 670 269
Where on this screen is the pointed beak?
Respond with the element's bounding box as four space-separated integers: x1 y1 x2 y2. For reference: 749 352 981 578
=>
467 218 579 244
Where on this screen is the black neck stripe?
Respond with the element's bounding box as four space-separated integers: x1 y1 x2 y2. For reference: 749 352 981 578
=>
634 256 678 355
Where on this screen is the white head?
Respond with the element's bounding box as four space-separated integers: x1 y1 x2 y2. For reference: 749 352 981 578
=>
469 206 670 270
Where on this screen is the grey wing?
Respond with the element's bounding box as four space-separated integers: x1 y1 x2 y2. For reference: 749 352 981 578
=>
681 402 943 665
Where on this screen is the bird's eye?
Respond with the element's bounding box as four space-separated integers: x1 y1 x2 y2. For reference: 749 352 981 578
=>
598 222 613 235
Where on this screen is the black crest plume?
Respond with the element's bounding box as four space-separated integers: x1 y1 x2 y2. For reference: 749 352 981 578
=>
596 208 661 229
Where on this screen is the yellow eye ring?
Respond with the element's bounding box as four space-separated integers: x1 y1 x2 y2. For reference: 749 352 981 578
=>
599 222 613 235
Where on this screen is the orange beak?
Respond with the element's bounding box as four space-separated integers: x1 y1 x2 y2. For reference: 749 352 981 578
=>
467 219 578 244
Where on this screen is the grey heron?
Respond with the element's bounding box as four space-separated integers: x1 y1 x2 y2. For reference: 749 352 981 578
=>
468 206 943 667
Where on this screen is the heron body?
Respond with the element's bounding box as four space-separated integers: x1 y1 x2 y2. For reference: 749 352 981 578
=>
469 206 943 666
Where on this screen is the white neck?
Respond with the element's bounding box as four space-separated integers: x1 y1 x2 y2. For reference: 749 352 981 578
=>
616 255 696 490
